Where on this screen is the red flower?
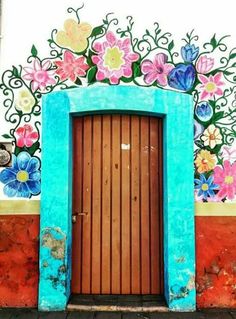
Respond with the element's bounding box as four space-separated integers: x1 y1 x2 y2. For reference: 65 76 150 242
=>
15 124 38 148
54 50 89 82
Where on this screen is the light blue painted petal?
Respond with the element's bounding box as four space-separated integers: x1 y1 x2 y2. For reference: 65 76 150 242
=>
198 189 203 196
17 182 31 198
10 154 19 172
3 180 20 197
211 183 219 189
194 179 201 185
27 180 41 195
0 169 16 184
29 171 41 181
200 174 206 183
27 157 40 173
208 189 215 197
202 191 208 200
17 152 31 170
207 175 213 185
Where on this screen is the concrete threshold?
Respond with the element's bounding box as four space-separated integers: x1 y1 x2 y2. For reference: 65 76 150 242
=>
67 304 169 312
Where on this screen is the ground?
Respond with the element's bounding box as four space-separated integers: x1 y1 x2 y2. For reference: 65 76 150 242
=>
1 310 236 319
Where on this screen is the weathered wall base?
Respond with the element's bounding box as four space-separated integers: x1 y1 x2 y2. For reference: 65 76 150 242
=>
196 216 236 308
0 215 39 307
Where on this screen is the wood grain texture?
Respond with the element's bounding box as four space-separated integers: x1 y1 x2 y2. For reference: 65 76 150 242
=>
72 115 163 295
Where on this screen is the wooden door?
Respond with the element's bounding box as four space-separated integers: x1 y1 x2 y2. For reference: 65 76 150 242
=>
72 114 163 295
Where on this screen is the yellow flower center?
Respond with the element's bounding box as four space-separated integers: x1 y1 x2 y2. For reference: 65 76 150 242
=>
201 183 209 191
104 46 124 71
202 159 208 164
16 170 29 183
225 175 234 184
205 82 216 92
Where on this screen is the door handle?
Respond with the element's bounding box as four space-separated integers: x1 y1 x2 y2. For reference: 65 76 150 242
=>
72 211 88 223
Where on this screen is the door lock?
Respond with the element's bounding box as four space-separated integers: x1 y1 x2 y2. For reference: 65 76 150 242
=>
72 211 88 223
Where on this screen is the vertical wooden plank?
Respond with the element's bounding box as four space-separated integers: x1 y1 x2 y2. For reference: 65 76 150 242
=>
101 115 111 293
131 116 141 294
140 116 150 294
91 115 102 293
81 116 92 293
121 115 131 294
150 117 160 293
111 115 121 294
72 117 83 293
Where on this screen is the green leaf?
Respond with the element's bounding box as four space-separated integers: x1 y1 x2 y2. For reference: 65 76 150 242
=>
146 29 150 35
12 66 19 77
2 134 12 139
212 111 224 122
27 141 40 156
132 62 141 78
210 34 217 49
231 62 236 67
224 70 234 76
91 25 104 37
229 53 236 60
87 66 97 84
168 40 174 51
120 76 133 83
31 45 38 57
75 78 82 86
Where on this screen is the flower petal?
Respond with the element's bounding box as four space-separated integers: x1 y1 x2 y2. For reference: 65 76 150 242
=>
26 180 41 195
17 152 31 170
141 60 155 74
27 157 40 173
3 180 20 197
17 182 31 198
0 169 16 184
106 31 116 46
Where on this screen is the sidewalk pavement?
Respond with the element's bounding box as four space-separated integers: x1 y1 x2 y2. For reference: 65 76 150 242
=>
1 309 236 319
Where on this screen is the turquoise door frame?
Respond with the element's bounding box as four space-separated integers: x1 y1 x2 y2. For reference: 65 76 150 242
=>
38 86 195 311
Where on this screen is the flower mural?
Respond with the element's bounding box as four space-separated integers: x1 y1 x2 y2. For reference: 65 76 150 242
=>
194 174 219 200
91 31 139 84
23 59 56 92
54 50 89 82
0 152 41 198
1 6 236 201
214 161 236 200
141 53 173 86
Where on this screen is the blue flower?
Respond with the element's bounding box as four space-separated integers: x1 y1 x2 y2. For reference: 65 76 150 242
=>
194 174 218 200
195 102 213 122
168 63 196 91
0 151 41 198
181 44 199 62
194 120 204 139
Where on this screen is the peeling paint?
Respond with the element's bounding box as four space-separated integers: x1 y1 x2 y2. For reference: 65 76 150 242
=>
42 228 66 260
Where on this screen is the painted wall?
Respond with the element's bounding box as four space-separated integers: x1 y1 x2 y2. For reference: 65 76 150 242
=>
1 0 236 308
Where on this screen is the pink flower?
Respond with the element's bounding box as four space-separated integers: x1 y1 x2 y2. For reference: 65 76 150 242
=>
15 124 39 148
23 58 56 92
91 31 139 84
141 53 174 86
213 160 236 200
54 50 89 82
196 55 214 74
198 72 224 100
221 146 236 164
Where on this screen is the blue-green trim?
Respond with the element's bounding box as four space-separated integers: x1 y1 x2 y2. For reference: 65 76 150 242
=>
39 85 195 311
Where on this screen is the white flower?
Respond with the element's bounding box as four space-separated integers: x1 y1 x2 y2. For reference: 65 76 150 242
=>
201 124 222 149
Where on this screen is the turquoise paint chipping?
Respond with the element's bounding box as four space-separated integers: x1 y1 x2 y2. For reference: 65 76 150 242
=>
39 86 195 311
